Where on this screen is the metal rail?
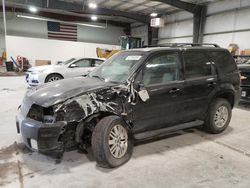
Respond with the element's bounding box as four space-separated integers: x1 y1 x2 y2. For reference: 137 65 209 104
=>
148 43 220 48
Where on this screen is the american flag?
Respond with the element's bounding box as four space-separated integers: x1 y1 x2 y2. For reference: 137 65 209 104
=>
47 21 77 41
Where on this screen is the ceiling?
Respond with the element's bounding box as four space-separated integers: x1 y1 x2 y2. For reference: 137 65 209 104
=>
65 0 218 16
3 0 220 25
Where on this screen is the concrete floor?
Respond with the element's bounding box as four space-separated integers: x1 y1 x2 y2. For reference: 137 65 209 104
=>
1 76 250 188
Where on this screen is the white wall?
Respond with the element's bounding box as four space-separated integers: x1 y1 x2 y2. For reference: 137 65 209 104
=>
203 0 250 49
158 11 193 43
4 13 47 39
0 12 124 45
0 35 5 54
6 35 120 65
0 12 124 65
0 11 5 54
78 24 123 45
158 0 250 50
159 37 193 44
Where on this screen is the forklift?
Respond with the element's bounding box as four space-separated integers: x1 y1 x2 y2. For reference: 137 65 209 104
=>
96 36 143 59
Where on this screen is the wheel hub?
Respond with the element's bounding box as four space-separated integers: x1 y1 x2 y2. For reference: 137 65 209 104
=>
214 106 229 128
108 124 128 159
48 76 61 82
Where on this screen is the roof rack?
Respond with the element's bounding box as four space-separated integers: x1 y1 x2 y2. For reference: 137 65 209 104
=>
148 43 220 48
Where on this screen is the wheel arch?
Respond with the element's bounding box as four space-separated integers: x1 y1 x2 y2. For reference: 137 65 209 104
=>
213 90 235 108
45 73 64 83
75 111 128 144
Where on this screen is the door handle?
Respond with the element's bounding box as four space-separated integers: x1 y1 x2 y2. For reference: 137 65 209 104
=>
207 82 216 87
206 77 216 87
169 88 181 94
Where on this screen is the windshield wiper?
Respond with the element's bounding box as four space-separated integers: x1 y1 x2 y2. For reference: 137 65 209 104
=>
91 75 105 81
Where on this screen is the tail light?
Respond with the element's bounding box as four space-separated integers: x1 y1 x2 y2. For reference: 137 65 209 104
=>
240 75 247 80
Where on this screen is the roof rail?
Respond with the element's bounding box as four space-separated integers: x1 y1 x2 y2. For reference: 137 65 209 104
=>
149 43 220 48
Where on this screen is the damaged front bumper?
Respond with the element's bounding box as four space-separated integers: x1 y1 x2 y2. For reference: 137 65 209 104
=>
16 116 66 155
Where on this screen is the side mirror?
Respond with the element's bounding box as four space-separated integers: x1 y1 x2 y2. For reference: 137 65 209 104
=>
69 64 77 68
135 81 144 90
135 81 150 102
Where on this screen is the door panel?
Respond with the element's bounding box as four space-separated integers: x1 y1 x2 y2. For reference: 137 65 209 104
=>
133 81 185 133
132 52 185 134
183 76 217 121
67 59 92 77
182 50 217 120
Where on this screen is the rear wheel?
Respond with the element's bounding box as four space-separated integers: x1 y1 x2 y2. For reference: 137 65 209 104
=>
45 74 63 83
91 115 133 168
204 98 232 134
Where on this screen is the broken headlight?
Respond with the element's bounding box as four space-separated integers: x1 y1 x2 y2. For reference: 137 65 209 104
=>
28 104 55 123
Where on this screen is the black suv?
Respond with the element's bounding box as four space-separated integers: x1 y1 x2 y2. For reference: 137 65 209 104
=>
16 43 241 168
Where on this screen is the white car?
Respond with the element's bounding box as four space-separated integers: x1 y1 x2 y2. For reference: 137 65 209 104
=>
26 57 104 86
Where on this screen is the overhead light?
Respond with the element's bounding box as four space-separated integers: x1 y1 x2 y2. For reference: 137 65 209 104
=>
29 6 38 13
17 14 47 21
77 22 105 28
91 15 98 21
88 2 97 9
16 14 106 29
150 12 158 17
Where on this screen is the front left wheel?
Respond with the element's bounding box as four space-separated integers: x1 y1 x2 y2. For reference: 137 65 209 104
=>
91 115 133 168
45 73 63 83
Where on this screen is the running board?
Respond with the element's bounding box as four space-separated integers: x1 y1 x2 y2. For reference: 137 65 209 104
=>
134 120 204 140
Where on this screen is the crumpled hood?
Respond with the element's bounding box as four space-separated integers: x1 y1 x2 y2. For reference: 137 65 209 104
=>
26 76 116 107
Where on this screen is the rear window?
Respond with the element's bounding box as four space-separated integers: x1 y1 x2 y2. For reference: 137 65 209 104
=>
183 51 212 79
208 51 237 73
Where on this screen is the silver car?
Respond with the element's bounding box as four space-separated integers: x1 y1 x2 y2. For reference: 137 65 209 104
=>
26 57 105 86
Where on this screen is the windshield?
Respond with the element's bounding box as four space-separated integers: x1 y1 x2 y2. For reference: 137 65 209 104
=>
62 58 76 65
89 51 145 83
246 59 250 64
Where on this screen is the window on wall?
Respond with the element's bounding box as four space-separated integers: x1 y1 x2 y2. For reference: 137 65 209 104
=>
184 51 212 79
142 53 180 86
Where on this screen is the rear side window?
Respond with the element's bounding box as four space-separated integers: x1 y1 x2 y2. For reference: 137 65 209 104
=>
184 51 212 79
208 51 237 73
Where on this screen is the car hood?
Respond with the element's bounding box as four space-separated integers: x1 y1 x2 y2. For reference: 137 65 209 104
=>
26 76 116 107
28 65 57 72
28 65 66 72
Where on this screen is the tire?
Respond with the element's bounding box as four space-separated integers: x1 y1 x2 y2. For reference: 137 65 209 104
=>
45 74 63 83
204 98 232 134
91 115 133 168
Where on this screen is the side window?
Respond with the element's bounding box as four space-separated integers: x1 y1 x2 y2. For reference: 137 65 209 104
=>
74 59 91 67
184 51 212 79
94 59 104 67
209 51 237 73
142 53 180 86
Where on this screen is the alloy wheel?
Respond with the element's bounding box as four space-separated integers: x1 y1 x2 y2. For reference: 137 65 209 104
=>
214 106 229 128
48 76 61 82
108 124 128 159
